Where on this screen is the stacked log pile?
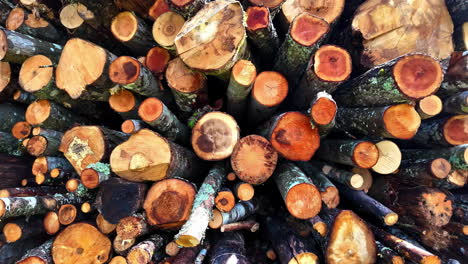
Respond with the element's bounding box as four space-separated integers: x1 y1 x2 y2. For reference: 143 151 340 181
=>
0 0 466 263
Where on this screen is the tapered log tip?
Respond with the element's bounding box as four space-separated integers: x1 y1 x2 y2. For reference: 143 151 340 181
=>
58 204 77 225
81 168 100 189
270 112 320 161
246 7 269 31
384 212 398 226
0 62 10 92
111 12 138 42
310 96 337 125
0 29 7 61
393 54 443 99
232 60 257 86
286 183 322 219
109 57 141 85
383 104 421 139
443 115 468 145
146 47 170 74
231 135 278 185
138 97 163 122
192 112 240 160
12 121 32 139
252 71 288 107
418 95 442 117
26 99 51 125
3 222 21 242
291 14 329 47
6 8 24 31
314 45 352 82
109 89 136 113
430 158 451 179
353 141 379 169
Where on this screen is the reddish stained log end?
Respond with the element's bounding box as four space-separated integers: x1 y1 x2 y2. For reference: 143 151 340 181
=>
271 112 320 161
310 96 337 125
286 182 321 219
352 141 379 169
232 60 257 87
314 45 352 82
81 168 101 189
215 189 236 212
138 97 163 122
146 47 170 74
25 99 51 126
246 6 269 31
121 120 138 134
443 115 468 145
111 12 139 42
27 136 48 157
109 89 136 113
148 0 170 20
44 211 61 235
58 204 77 225
383 104 421 139
231 135 278 185
252 71 288 107
291 14 329 47
11 121 32 139
109 56 141 85
393 54 443 99
6 7 24 31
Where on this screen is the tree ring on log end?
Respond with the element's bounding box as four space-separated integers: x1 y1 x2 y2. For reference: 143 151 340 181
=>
26 100 51 125
59 4 85 29
291 13 330 47
27 135 48 157
371 140 401 174
166 58 206 93
393 54 442 99
252 71 288 107
314 45 352 82
138 97 163 122
3 223 21 243
81 168 100 189
111 12 139 42
58 204 77 225
152 11 185 47
429 158 451 179
11 121 32 139
418 95 442 117
352 141 379 169
383 104 421 139
443 115 468 145
384 212 398 226
285 182 321 219
246 7 269 31
232 60 257 86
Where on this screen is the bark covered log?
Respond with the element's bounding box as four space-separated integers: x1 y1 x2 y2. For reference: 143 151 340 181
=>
409 115 468 147
210 232 249 264
17 239 53 264
6 7 62 43
315 139 379 169
209 199 258 229
226 60 257 120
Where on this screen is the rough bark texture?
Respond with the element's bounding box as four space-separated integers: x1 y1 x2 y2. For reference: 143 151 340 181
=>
212 200 258 228
402 145 468 170
444 91 468 114
17 239 53 264
246 6 279 67
210 232 249 264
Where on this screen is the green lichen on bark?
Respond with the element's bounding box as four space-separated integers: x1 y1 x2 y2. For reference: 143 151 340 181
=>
0 131 22 156
402 146 468 170
0 103 25 132
87 162 111 175
273 162 313 201
410 116 453 147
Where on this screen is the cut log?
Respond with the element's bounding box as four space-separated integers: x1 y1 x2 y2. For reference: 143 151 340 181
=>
110 256 127 264
113 235 135 256
0 192 85 219
175 162 226 247
310 160 366 190
274 162 321 219
11 122 31 140
393 158 453 188
0 103 26 133
165 241 180 257
334 182 398 226
215 188 235 212
371 226 441 264
109 56 168 99
108 89 141 119
110 129 204 181
191 112 240 160
263 216 319 264
32 156 72 176
3 216 44 243
444 91 468 114
13 90 36 104
57 204 79 225
114 0 154 19
174 0 247 79
402 145 468 170
226 60 257 120
111 11 154 55
152 11 185 50
368 179 453 227
145 46 170 75
6 7 62 43
417 95 443 119
126 233 166 264
258 111 320 161
167 0 206 19
121 119 148 134
210 232 249 264
335 104 421 140
0 154 33 189
335 54 443 106
116 212 150 240
310 93 337 137
27 128 63 156
295 161 340 209
209 200 258 229
16 239 53 264
438 51 467 97
0 186 64 198
143 178 196 229
409 115 468 147
148 0 170 20
352 0 454 68
0 27 63 64
138 97 190 145
94 177 147 224
247 71 289 125
0 61 11 94
274 13 330 84
376 240 405 264
165 57 207 113
52 223 111 264
221 220 259 232
293 45 352 110
96 213 116 234
316 139 379 169
230 135 277 185
80 162 111 189
55 38 116 100
60 126 128 174
245 7 279 66
371 140 402 175
26 99 88 131
234 182 255 201
280 0 345 28
308 215 328 237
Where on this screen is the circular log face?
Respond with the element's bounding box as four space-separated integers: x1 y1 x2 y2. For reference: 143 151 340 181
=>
252 71 288 107
246 7 269 31
443 115 468 145
152 11 185 47
52 223 111 264
310 95 337 125
282 0 345 24
371 140 401 174
109 89 136 112
291 13 330 46
111 12 139 42
192 112 240 160
314 45 352 82
44 212 61 235
60 4 86 29
0 29 7 61
232 60 257 86
6 8 25 31
383 104 421 139
109 56 141 85
166 57 206 93
146 47 170 74
285 182 321 219
352 141 379 169
174 0 245 71
26 100 51 125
